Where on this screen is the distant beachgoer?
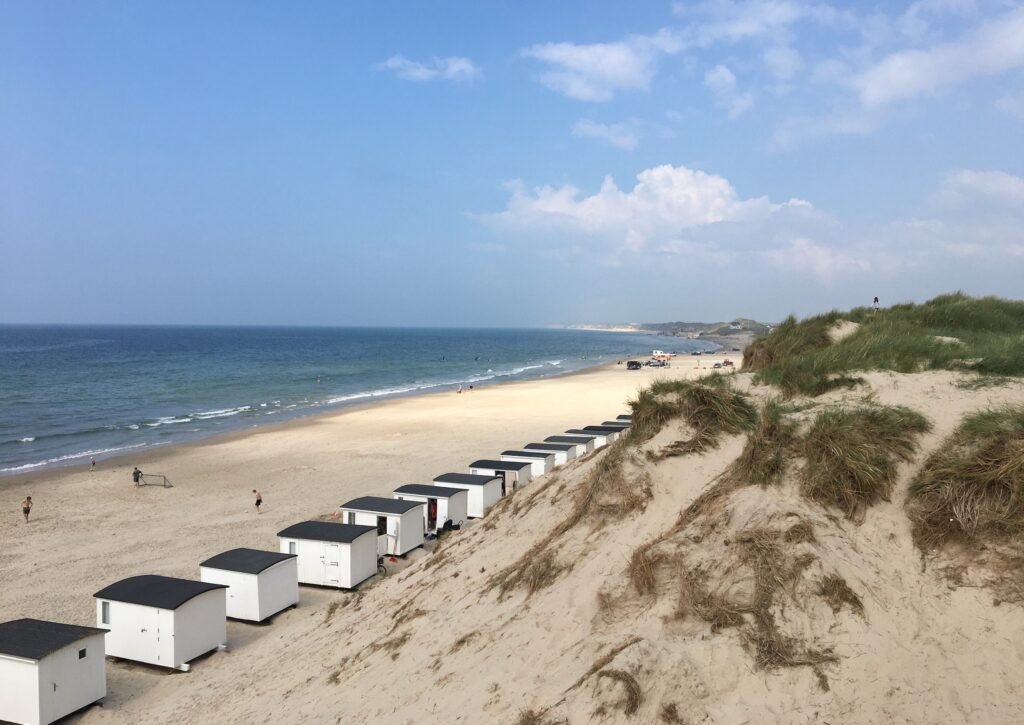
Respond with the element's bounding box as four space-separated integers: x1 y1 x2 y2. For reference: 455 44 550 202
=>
469 385 473 392
22 496 32 523
457 384 463 394
253 489 263 514
132 467 143 486
90 457 96 470
872 296 880 311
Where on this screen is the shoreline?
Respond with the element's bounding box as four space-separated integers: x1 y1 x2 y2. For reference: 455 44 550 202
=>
1 355 690 490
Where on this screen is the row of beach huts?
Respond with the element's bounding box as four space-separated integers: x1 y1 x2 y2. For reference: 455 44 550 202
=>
0 415 632 725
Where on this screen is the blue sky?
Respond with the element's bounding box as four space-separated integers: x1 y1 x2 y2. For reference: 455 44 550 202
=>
2 1 1023 326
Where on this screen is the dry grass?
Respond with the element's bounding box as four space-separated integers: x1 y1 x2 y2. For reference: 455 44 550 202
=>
659 702 687 724
673 567 746 631
908 406 1024 548
784 520 817 544
565 637 644 693
368 631 411 661
449 629 479 654
637 379 756 460
817 574 865 616
628 545 662 596
514 710 567 725
801 405 931 520
323 600 340 624
597 669 643 716
388 605 427 635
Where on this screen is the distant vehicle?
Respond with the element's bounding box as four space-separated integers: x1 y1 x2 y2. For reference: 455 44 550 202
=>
649 359 670 368
713 363 723 369
732 347 741 351
626 360 642 370
690 351 702 356
722 360 734 367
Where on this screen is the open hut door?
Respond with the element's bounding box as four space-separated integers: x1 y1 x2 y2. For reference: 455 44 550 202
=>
427 498 437 530
498 470 507 496
377 516 388 555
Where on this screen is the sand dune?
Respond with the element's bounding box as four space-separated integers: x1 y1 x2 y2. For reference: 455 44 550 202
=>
5 356 1024 724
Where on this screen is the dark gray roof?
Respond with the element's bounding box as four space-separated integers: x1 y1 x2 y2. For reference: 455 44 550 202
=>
617 414 632 421
0 619 106 661
434 473 501 486
583 425 624 433
340 496 423 515
501 450 554 459
469 459 532 470
278 521 377 544
94 575 227 610
525 442 574 451
602 421 631 427
200 548 297 575
566 429 606 436
546 435 593 444
394 484 465 498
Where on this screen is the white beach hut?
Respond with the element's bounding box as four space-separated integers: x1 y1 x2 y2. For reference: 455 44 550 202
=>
500 449 557 476
601 420 632 430
0 619 107 725
582 425 623 442
199 549 298 623
617 414 632 422
545 435 594 456
433 473 503 518
564 429 610 448
393 484 469 534
468 459 533 492
93 575 227 672
339 496 425 556
277 521 378 589
523 442 576 465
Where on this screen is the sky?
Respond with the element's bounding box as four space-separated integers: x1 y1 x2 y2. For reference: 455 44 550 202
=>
1 1 1023 327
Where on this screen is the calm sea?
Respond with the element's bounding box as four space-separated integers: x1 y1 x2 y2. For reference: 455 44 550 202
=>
0 325 712 474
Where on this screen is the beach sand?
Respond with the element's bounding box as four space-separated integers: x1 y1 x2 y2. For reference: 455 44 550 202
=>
0 355 736 721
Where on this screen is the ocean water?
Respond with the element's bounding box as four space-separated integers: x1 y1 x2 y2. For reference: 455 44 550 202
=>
0 325 713 474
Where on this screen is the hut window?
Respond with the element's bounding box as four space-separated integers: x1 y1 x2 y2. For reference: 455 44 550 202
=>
101 601 110 624
288 541 296 555
78 648 87 659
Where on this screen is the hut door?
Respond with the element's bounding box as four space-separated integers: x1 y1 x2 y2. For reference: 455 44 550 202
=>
427 499 437 530
498 470 507 496
376 516 388 556
323 544 341 584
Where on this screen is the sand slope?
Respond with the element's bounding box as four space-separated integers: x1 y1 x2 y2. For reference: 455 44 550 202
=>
4 360 1024 724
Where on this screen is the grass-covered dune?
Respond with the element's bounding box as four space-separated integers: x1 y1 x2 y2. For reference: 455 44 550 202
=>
743 292 1024 396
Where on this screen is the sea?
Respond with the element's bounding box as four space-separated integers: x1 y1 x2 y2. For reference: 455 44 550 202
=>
0 325 714 475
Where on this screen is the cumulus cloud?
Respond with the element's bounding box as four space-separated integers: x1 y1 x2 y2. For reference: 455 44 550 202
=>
854 6 1024 107
571 119 640 150
673 0 853 45
704 65 754 118
938 169 1024 207
521 29 682 101
484 164 812 257
377 55 482 83
762 237 871 281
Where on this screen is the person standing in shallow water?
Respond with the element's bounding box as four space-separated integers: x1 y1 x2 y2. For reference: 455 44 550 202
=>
21 496 32 523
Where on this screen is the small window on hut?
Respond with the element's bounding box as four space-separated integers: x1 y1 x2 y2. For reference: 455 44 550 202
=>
101 601 110 624
288 541 297 555
78 648 87 659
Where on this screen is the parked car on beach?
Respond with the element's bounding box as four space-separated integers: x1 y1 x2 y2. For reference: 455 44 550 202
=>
626 360 642 370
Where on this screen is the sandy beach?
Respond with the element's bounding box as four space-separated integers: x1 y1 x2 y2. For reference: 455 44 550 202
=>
0 354 737 722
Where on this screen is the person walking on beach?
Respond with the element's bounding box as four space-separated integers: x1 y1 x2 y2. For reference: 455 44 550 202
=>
90 457 96 470
21 496 32 523
253 489 263 513
132 467 143 486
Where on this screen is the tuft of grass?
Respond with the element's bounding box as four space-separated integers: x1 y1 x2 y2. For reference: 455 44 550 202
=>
956 375 1014 390
907 406 1024 548
323 600 340 624
726 400 800 486
659 702 687 724
514 710 567 725
800 405 931 520
673 567 746 631
817 574 865 616
630 378 755 453
449 630 479 654
628 545 662 597
745 293 1024 396
565 637 644 693
784 520 817 544
596 670 643 716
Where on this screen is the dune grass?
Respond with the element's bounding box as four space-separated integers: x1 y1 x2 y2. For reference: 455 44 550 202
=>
907 406 1024 549
800 405 931 520
630 376 756 459
744 293 1024 396
726 400 800 487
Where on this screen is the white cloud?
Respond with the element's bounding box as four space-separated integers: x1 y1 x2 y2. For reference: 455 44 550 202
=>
939 169 1024 207
521 29 682 101
673 0 854 45
854 6 1024 107
763 44 804 80
762 237 871 281
571 119 640 150
704 65 754 118
377 55 482 83
484 164 811 256
996 93 1024 120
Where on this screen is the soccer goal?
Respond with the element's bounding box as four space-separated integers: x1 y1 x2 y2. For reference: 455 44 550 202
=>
138 474 173 488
